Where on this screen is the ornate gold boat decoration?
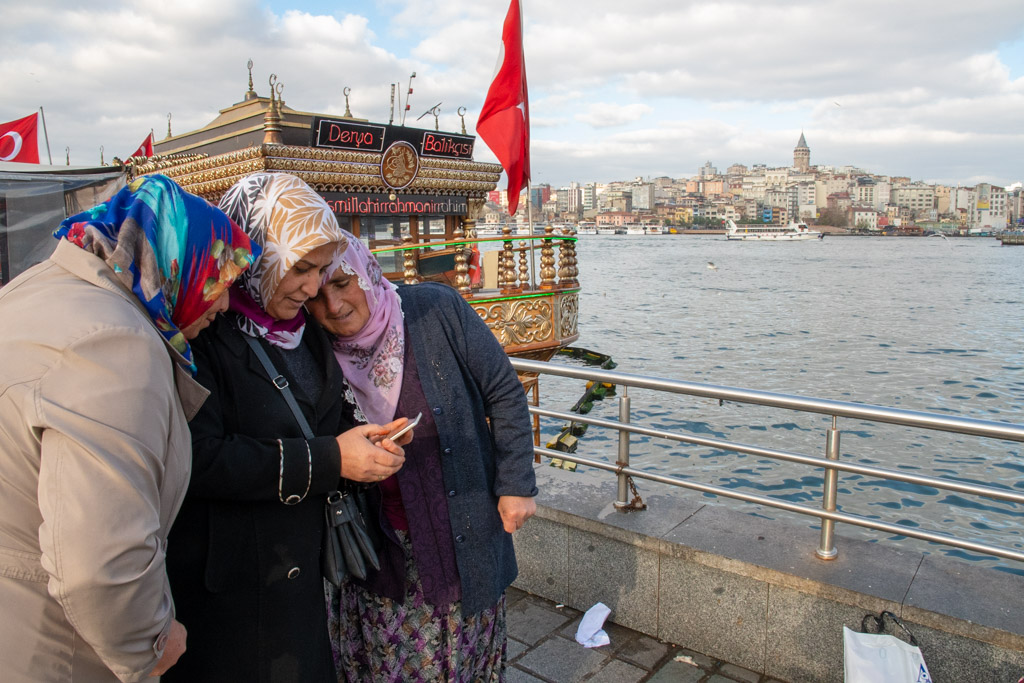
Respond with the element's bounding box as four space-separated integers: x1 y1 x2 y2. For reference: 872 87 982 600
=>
130 71 579 363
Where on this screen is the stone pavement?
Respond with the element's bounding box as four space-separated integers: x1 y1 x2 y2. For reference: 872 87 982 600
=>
506 587 787 683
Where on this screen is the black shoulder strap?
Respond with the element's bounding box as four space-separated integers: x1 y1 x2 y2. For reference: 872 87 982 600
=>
241 333 315 440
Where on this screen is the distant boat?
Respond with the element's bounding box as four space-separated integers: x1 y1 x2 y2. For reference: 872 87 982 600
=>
725 220 823 241
577 222 598 235
597 226 618 236
475 223 503 236
625 224 645 235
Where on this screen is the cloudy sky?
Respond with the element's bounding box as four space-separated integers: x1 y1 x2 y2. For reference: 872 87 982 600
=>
4 0 1024 189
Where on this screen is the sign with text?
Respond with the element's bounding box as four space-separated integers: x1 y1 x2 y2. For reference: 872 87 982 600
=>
311 118 386 152
320 192 468 216
311 116 475 160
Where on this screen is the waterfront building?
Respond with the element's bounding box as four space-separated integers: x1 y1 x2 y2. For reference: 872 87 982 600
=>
530 184 552 210
631 182 655 211
793 132 810 173
961 183 1009 232
795 181 817 221
726 163 749 176
581 183 598 212
596 210 633 227
850 206 879 230
699 160 718 178
815 175 853 208
604 189 633 213
765 168 790 188
934 184 951 215
892 182 936 219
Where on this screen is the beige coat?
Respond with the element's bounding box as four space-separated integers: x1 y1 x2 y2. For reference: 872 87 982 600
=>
0 240 207 682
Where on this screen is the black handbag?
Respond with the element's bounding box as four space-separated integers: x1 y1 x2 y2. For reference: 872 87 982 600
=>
242 333 381 587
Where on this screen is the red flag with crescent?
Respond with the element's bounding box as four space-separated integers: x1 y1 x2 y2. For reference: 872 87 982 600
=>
0 113 40 164
129 132 154 159
476 0 530 216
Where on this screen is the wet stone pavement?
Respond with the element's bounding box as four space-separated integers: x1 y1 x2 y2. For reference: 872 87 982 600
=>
505 588 787 683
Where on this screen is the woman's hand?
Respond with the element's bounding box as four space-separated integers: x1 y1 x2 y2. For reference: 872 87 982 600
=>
497 495 537 533
149 619 187 677
337 423 406 483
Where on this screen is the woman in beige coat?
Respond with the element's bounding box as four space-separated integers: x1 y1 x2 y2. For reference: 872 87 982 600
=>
0 175 258 682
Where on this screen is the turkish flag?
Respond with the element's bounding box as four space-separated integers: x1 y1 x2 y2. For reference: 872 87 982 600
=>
129 132 154 159
0 113 40 164
477 0 529 216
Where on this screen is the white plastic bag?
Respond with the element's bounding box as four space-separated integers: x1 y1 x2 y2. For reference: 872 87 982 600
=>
843 626 932 683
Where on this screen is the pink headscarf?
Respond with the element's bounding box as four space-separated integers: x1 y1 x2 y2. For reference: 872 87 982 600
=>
327 231 405 424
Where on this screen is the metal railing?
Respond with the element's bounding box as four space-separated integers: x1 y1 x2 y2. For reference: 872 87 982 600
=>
510 358 1024 564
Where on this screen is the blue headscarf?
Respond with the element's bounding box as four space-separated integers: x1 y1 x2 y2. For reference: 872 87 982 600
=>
54 174 260 372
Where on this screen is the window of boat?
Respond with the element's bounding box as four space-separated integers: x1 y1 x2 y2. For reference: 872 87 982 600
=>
416 215 449 252
362 216 411 273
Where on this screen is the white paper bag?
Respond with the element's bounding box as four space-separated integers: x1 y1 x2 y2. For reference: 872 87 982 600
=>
843 626 932 683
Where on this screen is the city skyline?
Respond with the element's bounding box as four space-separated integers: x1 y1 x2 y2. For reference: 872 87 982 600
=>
3 1 1024 189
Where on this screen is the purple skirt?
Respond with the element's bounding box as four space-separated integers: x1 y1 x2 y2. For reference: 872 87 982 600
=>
325 530 507 683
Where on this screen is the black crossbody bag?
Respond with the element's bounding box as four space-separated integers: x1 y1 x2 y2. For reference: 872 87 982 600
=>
242 333 381 586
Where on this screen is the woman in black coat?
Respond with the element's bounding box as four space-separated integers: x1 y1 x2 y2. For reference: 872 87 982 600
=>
165 173 410 682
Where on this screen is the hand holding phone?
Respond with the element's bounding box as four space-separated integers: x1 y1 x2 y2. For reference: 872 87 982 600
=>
385 412 421 442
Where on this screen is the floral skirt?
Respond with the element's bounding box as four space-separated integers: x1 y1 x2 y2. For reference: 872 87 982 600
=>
325 530 507 683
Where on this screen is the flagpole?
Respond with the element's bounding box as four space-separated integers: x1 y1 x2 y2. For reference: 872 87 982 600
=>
38 106 52 165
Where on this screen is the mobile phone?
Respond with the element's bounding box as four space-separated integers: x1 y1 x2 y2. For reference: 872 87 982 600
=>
385 412 422 441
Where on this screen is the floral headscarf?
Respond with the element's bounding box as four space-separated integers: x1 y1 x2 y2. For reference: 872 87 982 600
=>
53 174 259 373
326 231 405 425
218 173 348 348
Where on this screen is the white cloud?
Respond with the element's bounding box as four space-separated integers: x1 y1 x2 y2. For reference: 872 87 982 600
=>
2 0 1024 186
575 103 652 128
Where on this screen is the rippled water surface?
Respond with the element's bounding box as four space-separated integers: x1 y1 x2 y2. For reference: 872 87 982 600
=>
534 235 1024 571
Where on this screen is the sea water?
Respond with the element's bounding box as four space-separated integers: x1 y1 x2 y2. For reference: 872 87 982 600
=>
533 235 1024 571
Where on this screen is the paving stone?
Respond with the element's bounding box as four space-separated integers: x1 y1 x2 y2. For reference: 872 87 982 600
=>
706 676 738 683
583 658 647 683
507 637 529 662
506 665 548 683
614 633 671 670
646 658 706 683
508 600 575 645
516 636 610 683
506 586 528 607
718 662 762 682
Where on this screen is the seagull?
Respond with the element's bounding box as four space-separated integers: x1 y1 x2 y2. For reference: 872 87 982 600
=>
706 261 718 270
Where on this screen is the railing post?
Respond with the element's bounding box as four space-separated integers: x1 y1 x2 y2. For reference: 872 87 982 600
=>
539 226 556 289
402 233 418 285
817 416 840 559
453 222 471 297
614 387 631 509
518 242 530 289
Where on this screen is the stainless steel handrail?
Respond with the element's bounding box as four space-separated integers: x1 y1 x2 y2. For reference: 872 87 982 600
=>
511 358 1024 564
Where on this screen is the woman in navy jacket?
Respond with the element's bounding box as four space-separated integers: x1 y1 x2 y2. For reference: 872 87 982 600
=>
307 234 538 681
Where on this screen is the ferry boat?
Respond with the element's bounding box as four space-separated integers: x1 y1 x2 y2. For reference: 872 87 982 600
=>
597 226 619 236
725 219 823 241
2 70 581 364
577 222 597 235
625 224 645 236
474 222 504 236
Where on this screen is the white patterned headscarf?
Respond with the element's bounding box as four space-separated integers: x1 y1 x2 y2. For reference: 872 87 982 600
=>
219 173 347 348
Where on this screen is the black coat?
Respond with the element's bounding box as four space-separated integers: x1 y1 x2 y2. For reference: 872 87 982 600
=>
165 317 348 683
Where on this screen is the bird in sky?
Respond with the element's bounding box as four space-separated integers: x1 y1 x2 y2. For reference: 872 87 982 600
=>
707 261 718 270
